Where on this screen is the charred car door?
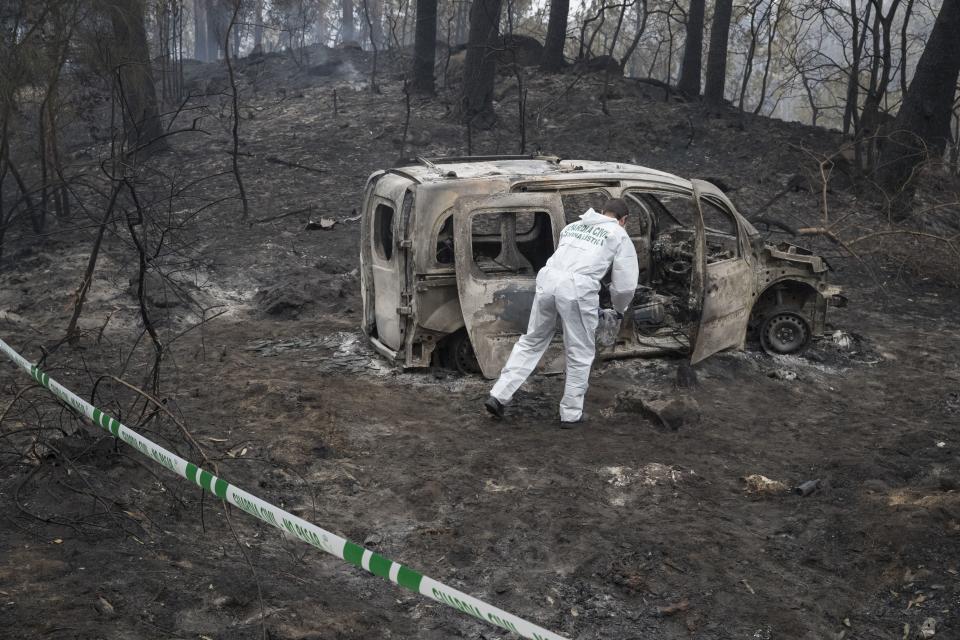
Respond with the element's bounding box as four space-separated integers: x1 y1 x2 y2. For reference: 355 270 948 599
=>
366 180 413 354
688 180 754 363
452 193 566 379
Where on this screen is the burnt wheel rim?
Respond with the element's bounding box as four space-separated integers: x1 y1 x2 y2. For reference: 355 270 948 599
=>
762 313 809 354
453 335 481 374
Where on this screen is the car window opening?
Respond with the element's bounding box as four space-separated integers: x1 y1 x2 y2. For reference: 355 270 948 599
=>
623 191 739 265
560 191 608 225
471 211 553 276
436 216 454 265
652 192 737 237
374 203 395 260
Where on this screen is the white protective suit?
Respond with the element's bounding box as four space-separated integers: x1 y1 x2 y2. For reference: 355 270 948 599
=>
490 208 640 422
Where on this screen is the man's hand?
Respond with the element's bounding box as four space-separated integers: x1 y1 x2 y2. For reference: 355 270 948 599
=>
598 309 624 320
596 308 623 348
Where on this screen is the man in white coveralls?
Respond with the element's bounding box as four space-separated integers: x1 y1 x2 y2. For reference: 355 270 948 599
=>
484 198 639 427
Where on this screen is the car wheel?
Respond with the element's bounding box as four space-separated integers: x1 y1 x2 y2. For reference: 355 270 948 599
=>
442 330 481 375
760 311 810 355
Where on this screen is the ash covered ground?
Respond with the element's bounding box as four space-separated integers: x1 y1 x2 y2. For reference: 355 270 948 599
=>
0 45 958 640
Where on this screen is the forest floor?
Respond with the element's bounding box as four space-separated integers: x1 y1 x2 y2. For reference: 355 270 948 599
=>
0 45 958 640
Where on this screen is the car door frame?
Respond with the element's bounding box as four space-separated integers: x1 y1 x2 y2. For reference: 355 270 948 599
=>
365 176 414 355
451 192 566 379
688 179 755 363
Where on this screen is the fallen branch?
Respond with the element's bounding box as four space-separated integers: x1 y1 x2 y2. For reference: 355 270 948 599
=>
223 504 267 640
100 374 211 466
0 386 37 424
251 205 317 225
167 308 228 345
233 151 325 175
625 76 672 92
63 182 122 345
264 155 325 175
846 229 960 256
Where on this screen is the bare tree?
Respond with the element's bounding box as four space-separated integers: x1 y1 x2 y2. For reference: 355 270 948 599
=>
39 2 77 222
751 0 784 115
342 0 355 41
541 0 570 72
194 0 208 60
619 0 648 72
704 0 733 104
362 0 380 91
737 0 770 111
368 0 384 48
106 0 166 152
205 0 226 60
678 0 705 97
460 0 503 129
856 0 903 170
878 0 960 215
412 0 438 93
224 0 249 219
841 0 868 135
252 0 264 54
898 0 916 98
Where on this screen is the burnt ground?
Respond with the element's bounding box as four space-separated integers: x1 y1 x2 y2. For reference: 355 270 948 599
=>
0 45 959 640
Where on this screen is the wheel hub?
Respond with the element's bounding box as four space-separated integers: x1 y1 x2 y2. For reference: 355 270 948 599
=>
452 335 480 374
776 325 797 343
761 312 810 355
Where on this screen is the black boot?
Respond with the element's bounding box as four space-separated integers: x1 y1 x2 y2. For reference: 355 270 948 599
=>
559 414 588 429
484 396 505 419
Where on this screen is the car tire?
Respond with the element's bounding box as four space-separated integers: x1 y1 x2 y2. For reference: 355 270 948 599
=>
759 311 810 355
441 329 481 375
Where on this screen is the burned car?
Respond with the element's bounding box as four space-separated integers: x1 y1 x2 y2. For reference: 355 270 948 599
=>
359 156 844 378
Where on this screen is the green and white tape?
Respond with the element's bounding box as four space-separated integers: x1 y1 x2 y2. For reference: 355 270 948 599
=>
0 337 568 640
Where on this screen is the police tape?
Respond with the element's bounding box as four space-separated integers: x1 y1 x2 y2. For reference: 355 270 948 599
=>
0 337 569 640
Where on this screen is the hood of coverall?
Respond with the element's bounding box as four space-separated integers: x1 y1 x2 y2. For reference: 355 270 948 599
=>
579 208 620 226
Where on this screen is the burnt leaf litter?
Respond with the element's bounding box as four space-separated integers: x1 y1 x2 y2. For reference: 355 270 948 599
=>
0 44 958 640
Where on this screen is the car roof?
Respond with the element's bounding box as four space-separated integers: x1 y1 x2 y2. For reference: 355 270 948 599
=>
390 156 692 190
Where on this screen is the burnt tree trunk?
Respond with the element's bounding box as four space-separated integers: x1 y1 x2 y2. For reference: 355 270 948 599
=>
842 0 863 135
194 0 207 60
541 0 569 72
224 0 248 219
738 0 770 111
455 0 468 44
859 1 901 130
205 0 224 60
252 0 264 54
369 0 384 48
620 0 649 73
752 0 783 115
460 0 503 129
608 1 628 58
899 0 915 97
704 0 733 104
107 0 166 152
342 0 355 41
412 0 438 93
677 0 705 97
858 0 903 171
878 0 960 216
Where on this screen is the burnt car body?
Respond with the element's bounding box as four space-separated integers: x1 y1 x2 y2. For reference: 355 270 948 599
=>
359 156 844 378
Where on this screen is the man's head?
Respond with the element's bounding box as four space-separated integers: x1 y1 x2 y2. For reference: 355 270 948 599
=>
601 198 630 227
